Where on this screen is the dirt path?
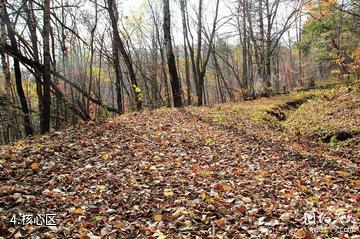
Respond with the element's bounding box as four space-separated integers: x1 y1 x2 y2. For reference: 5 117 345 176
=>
0 108 359 238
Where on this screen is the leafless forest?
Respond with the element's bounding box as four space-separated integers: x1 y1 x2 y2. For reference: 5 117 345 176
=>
0 0 359 143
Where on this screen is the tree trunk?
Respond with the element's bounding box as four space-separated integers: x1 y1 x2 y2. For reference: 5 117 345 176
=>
163 0 183 107
109 21 123 113
212 48 234 101
86 0 98 114
41 0 52 134
241 0 249 90
180 0 191 105
107 0 142 111
1 1 33 136
24 0 44 129
150 31 161 108
0 8 13 143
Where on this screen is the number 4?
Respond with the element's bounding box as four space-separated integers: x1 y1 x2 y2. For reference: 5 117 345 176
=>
10 215 17 225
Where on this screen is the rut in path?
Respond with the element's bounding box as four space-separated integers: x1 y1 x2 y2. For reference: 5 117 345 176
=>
0 108 358 238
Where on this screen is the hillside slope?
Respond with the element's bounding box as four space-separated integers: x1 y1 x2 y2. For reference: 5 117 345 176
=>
0 83 359 238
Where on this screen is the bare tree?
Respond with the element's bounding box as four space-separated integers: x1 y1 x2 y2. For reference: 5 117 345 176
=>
107 0 142 111
42 0 52 133
185 0 220 106
0 4 13 142
1 0 33 136
180 0 191 105
163 0 182 107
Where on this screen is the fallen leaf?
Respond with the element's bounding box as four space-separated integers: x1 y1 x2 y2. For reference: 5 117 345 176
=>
163 188 174 197
215 219 226 227
293 228 306 238
79 226 89 239
235 205 247 214
283 192 293 200
351 194 360 201
353 179 360 187
154 214 162 222
206 197 214 203
101 154 109 160
214 193 221 200
31 162 40 171
214 184 224 190
172 207 187 218
279 212 291 222
299 185 308 193
96 185 106 190
231 167 242 174
157 234 166 239
337 171 349 177
323 176 331 186
242 197 252 203
201 192 206 200
74 208 85 215
130 178 137 184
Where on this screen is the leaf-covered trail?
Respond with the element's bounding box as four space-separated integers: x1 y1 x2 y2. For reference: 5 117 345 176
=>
0 107 359 238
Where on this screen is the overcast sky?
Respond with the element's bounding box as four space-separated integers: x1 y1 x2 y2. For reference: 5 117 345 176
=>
119 0 300 46
119 0 237 44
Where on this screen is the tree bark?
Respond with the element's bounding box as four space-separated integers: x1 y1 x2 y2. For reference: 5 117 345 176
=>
109 15 123 113
180 0 191 105
1 0 33 136
0 6 13 143
163 0 182 107
24 0 44 128
188 0 220 106
107 0 142 111
41 0 52 133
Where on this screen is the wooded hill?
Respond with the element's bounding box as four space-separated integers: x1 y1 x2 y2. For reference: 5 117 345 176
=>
0 80 359 238
0 0 359 143
0 0 359 237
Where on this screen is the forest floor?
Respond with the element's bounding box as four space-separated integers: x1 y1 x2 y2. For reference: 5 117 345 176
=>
0 81 359 238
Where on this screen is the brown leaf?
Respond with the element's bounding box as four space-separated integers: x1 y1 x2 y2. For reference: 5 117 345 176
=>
214 184 224 190
101 154 109 160
215 219 226 227
337 171 349 177
154 214 162 222
293 228 314 239
31 162 40 171
74 208 85 215
353 179 360 187
283 192 293 200
293 229 306 238
235 205 247 214
323 176 332 186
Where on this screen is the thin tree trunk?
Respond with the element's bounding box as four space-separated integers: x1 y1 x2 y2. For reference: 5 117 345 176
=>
0 8 13 143
212 48 234 101
86 0 98 114
150 29 161 108
107 0 142 111
24 0 44 129
194 0 220 106
110 21 123 113
163 0 182 107
41 0 52 133
1 1 33 136
180 0 191 105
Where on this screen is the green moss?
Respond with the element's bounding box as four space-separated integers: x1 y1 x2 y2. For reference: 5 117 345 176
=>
330 135 339 148
208 81 359 151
